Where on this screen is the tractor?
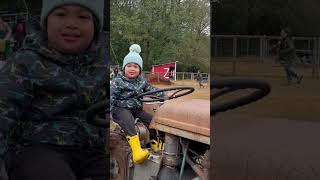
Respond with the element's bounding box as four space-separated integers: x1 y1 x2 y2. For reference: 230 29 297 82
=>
109 79 271 180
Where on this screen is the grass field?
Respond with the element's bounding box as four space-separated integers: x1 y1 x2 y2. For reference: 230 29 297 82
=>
213 59 320 122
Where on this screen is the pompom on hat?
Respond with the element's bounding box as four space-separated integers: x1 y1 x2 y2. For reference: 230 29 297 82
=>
122 44 143 70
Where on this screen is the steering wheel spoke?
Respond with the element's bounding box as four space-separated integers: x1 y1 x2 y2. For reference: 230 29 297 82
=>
138 86 195 102
169 89 185 97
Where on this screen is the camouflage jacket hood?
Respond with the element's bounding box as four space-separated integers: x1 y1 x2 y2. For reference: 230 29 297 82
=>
0 33 108 159
110 73 164 111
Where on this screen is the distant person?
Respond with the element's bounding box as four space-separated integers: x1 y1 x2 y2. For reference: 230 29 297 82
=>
113 65 119 77
110 65 119 80
0 18 12 40
278 28 303 85
110 69 115 80
196 70 204 88
0 17 12 59
13 21 26 49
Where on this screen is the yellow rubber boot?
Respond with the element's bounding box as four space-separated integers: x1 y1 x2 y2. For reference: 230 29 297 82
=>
150 139 163 152
126 134 150 164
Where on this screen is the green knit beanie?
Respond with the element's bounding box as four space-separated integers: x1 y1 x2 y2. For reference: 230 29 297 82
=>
40 0 104 31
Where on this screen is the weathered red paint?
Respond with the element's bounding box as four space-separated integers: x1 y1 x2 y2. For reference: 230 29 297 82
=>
148 99 210 144
151 62 176 79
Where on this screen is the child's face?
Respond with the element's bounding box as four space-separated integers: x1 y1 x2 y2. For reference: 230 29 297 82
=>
47 5 95 54
124 63 140 79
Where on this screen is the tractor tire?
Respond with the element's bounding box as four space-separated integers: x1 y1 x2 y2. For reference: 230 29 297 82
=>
203 150 211 180
110 132 131 180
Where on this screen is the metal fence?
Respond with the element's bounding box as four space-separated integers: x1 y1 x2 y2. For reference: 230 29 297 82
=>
212 35 320 79
143 72 210 82
0 12 28 26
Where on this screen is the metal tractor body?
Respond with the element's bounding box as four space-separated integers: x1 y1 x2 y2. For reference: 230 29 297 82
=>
110 98 210 180
110 78 271 180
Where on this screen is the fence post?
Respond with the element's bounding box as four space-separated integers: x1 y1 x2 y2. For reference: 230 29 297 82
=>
260 36 264 63
316 38 320 80
214 37 218 57
246 38 249 56
265 36 268 61
312 38 317 79
232 37 237 76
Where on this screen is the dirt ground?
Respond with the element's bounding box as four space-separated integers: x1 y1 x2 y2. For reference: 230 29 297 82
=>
154 79 210 100
212 59 320 180
212 116 320 180
213 60 320 122
213 57 319 78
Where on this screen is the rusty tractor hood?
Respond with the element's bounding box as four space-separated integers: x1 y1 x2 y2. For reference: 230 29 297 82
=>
149 99 210 145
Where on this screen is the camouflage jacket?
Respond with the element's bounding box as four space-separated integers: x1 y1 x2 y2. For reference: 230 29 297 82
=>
0 33 108 160
110 73 164 111
196 73 202 81
279 37 297 63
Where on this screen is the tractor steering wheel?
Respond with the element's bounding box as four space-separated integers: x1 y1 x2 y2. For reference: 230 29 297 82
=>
138 86 195 102
86 99 109 128
211 79 271 115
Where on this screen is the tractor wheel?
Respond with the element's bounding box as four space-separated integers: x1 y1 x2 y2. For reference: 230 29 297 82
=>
203 149 211 180
110 132 131 180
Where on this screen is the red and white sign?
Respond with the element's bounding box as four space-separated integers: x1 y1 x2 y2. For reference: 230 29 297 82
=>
151 62 177 80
